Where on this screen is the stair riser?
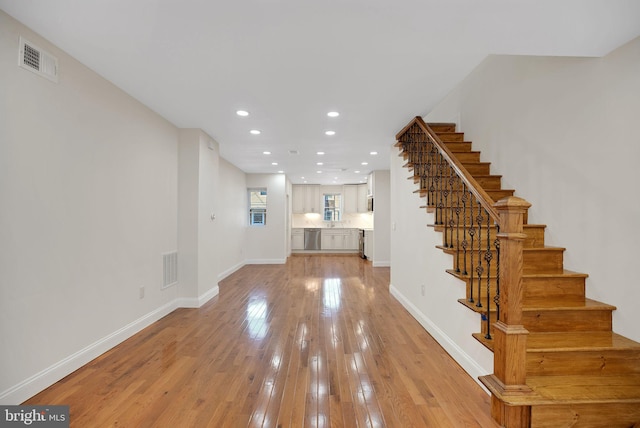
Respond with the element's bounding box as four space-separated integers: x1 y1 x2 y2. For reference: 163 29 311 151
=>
463 163 492 175
450 249 564 275
524 309 612 333
531 402 640 428
427 123 456 133
443 141 472 151
436 225 545 248
403 150 480 164
527 350 640 376
524 276 586 301
419 188 515 203
481 309 612 335
461 282 585 305
414 175 503 190
434 132 465 142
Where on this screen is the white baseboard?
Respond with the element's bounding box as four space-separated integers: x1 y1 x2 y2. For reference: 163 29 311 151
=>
389 283 490 394
0 281 224 405
244 258 286 265
0 299 179 405
217 261 245 282
372 260 390 267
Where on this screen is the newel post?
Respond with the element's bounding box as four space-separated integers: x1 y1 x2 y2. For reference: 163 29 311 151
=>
481 196 533 427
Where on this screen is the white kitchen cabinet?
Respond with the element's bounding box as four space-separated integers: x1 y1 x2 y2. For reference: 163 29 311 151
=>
366 173 374 197
321 229 345 250
291 228 304 250
292 185 321 214
305 185 321 213
292 186 306 214
346 229 360 250
357 184 368 213
343 185 358 213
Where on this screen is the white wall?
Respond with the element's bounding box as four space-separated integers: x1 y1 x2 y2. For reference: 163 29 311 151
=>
425 36 640 342
0 11 179 403
245 174 287 263
372 170 390 267
390 151 494 386
218 158 248 278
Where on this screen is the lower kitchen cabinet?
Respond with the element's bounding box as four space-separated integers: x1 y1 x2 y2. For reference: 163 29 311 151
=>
291 229 304 250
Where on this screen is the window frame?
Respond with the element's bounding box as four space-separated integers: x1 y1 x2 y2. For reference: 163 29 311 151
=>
323 193 342 222
248 188 268 226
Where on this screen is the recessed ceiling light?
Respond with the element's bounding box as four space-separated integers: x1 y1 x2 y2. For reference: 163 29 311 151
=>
301 176 305 179
304 180 308 183
361 162 368 165
334 177 338 180
327 111 339 118
250 130 261 135
263 151 271 155
370 151 378 155
354 170 360 173
272 162 278 165
316 171 322 173
325 131 336 136
236 110 249 117
316 162 323 166
277 170 284 174
317 151 325 155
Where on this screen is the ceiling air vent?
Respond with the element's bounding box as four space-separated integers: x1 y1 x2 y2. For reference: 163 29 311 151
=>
18 37 58 83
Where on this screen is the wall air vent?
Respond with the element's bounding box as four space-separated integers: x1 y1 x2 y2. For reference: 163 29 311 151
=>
19 37 58 83
162 251 178 289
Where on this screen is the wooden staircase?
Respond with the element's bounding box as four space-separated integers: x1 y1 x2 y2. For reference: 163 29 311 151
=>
396 118 640 427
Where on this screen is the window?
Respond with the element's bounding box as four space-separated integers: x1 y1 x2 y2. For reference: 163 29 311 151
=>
249 188 267 226
323 193 341 221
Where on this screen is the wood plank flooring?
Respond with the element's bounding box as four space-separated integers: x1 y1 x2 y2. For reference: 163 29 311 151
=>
25 255 497 427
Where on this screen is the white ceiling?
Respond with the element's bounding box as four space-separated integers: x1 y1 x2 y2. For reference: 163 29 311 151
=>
1 1 639 185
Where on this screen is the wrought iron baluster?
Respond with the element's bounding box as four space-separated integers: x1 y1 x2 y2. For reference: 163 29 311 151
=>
428 144 436 210
461 185 468 275
475 204 484 308
484 210 493 339
448 168 455 248
436 154 444 225
455 179 462 272
442 163 450 246
468 194 475 303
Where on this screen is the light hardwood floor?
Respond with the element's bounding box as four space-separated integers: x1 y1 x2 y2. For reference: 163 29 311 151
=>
26 255 497 427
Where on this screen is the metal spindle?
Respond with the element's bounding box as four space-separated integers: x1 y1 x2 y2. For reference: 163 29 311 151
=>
461 185 468 275
475 204 484 308
455 177 461 270
468 194 475 303
442 164 450 246
448 168 455 248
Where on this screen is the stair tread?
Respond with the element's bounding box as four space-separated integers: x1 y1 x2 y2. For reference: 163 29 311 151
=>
481 374 640 406
524 297 616 311
527 331 640 352
459 297 614 314
446 268 588 279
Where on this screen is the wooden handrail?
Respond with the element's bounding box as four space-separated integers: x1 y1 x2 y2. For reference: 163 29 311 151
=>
397 116 500 223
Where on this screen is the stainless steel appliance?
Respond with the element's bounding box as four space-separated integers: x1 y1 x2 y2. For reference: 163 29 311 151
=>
304 228 321 250
359 229 366 259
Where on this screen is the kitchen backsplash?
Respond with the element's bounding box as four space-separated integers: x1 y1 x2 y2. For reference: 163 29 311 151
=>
292 212 373 229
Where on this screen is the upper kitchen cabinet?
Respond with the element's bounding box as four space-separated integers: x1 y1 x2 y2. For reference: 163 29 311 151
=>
343 184 368 214
366 173 374 197
292 184 321 214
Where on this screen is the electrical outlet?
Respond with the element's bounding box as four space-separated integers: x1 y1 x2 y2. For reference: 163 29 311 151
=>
421 284 425 296
139 286 145 299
